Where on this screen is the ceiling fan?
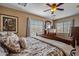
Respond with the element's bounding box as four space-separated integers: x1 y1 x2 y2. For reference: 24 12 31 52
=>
18 3 27 7
77 5 79 8
44 3 64 14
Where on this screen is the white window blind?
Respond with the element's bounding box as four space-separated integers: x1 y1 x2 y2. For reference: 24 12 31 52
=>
56 22 64 33
30 19 43 37
56 21 72 34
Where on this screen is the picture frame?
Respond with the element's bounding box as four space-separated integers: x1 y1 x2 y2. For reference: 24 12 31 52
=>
0 14 18 33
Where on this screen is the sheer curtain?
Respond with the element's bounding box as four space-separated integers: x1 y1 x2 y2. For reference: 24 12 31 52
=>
29 18 44 37
56 20 72 37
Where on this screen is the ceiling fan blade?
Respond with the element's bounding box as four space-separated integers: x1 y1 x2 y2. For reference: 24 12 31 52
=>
57 8 64 11
57 3 64 7
46 3 51 7
44 9 51 12
18 3 27 7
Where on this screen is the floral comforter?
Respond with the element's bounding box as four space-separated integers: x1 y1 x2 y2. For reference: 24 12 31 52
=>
9 37 66 56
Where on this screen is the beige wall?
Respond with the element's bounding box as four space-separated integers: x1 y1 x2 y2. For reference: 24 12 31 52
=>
0 6 48 37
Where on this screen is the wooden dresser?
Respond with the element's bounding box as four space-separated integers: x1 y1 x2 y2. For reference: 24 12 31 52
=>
41 30 74 47
71 27 79 46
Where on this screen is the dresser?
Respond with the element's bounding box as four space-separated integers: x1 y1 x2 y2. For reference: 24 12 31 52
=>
71 27 79 46
41 30 74 47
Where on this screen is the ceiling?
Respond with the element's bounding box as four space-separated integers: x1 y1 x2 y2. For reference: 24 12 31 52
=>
0 3 79 20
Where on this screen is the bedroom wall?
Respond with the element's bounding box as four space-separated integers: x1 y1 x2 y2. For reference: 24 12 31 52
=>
0 6 48 37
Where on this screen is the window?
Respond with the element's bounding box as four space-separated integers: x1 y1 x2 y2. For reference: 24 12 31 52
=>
56 22 63 33
63 21 71 33
30 19 44 37
56 21 72 34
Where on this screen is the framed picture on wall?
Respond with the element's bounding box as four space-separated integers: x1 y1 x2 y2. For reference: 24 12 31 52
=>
0 14 18 33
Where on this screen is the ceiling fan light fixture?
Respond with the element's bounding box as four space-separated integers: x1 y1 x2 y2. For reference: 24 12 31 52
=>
44 3 64 14
51 8 57 12
51 4 57 12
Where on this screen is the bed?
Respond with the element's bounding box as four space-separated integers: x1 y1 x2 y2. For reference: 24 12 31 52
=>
33 36 74 55
0 32 74 56
8 37 66 56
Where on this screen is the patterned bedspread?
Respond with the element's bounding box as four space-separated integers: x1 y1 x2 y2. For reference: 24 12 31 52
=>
9 37 66 56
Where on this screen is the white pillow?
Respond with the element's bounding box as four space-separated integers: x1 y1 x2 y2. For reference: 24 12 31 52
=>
19 37 27 49
0 32 7 37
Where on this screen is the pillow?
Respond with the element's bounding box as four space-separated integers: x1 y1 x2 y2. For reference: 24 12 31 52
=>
4 36 21 53
0 32 19 45
0 32 7 37
0 35 8 44
0 46 7 56
19 37 27 49
0 32 7 43
0 32 21 53
0 43 8 56
8 33 19 44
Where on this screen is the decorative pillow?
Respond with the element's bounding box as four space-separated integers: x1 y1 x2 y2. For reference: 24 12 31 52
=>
0 32 7 37
0 32 17 43
0 35 8 44
7 32 19 44
0 32 21 53
4 34 21 53
19 37 27 49
0 46 7 56
0 32 19 45
0 42 8 56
